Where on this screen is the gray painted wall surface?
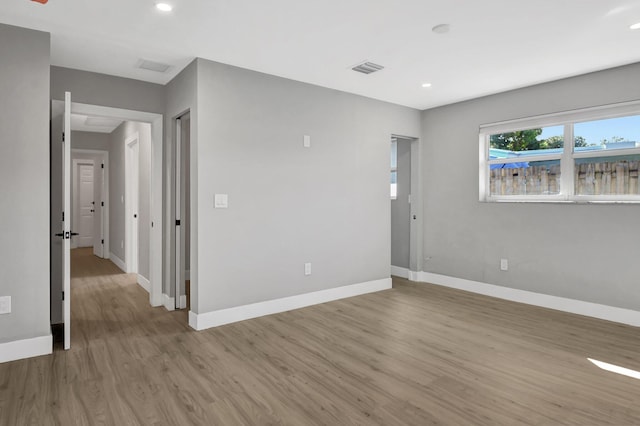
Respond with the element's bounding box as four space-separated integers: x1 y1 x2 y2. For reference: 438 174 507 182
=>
109 122 152 279
0 24 50 343
391 140 411 269
164 60 197 299
51 66 164 114
421 62 640 311
194 58 420 314
71 131 110 151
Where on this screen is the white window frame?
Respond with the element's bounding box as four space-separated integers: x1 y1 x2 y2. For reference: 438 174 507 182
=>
480 100 640 203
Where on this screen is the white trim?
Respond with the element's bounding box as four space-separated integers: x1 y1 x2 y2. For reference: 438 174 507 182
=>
390 265 410 279
0 334 52 364
137 274 150 292
408 270 421 281
163 293 175 311
417 271 640 327
185 269 190 280
109 252 126 272
179 295 187 309
189 278 392 331
479 99 640 134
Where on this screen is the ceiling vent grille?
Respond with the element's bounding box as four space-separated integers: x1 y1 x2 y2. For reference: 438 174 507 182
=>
352 62 384 74
137 59 171 73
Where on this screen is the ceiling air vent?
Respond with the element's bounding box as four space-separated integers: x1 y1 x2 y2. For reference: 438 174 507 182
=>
137 59 171 73
352 61 384 74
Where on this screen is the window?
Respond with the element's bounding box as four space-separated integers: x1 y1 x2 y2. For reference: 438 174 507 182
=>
480 101 640 202
390 139 397 199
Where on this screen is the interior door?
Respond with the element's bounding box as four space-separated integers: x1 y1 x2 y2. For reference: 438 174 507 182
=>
77 163 94 247
62 92 71 350
93 160 104 258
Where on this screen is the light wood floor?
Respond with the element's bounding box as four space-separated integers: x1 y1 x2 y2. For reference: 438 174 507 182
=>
2 248 640 425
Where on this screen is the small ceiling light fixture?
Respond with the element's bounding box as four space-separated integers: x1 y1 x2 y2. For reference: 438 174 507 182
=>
422 83 432 88
432 24 451 34
156 2 173 12
630 22 640 30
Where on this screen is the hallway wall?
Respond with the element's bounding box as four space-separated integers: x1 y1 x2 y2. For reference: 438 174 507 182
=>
0 24 51 350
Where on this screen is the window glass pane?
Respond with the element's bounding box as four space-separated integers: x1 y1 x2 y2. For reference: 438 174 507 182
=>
574 115 640 151
489 126 564 159
574 155 640 195
489 159 561 196
390 171 397 198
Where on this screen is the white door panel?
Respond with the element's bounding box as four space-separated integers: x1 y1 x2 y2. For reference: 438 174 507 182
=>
78 164 94 247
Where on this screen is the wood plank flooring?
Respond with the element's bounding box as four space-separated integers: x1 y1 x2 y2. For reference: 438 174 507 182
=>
2 248 640 424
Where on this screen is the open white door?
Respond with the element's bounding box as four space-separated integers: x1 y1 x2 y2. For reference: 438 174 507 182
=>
62 92 72 350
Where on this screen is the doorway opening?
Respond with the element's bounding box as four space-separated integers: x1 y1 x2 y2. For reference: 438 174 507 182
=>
169 111 191 311
70 150 109 258
390 135 421 280
50 95 164 351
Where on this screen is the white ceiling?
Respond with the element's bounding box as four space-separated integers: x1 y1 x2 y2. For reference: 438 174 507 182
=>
71 114 123 133
1 0 640 109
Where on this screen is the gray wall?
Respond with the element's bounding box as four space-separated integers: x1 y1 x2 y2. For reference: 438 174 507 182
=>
71 131 110 151
109 121 152 280
51 67 164 114
194 58 421 314
391 139 411 269
421 62 640 311
0 24 50 343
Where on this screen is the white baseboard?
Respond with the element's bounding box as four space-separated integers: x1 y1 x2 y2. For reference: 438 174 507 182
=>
0 334 52 364
137 274 150 293
179 295 187 309
418 271 640 327
109 252 126 272
189 278 391 331
163 293 175 311
390 265 410 279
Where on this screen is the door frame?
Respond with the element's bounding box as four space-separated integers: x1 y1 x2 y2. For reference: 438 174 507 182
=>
53 100 164 307
71 158 95 250
391 134 423 279
72 149 110 258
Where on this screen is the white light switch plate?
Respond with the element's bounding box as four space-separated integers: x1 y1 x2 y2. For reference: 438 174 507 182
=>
303 135 311 148
214 194 228 209
0 296 11 314
304 262 312 276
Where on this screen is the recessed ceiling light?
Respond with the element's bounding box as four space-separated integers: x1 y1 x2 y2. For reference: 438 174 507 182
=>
422 83 432 88
156 2 173 12
630 22 640 30
432 24 450 34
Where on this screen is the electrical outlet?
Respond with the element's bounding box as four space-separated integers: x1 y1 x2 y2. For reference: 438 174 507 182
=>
500 258 508 271
0 296 11 314
304 262 312 276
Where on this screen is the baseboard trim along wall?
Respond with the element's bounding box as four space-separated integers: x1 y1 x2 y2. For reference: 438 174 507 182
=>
390 265 409 279
109 252 126 272
189 278 392 331
137 274 150 292
0 334 52 364
179 295 187 309
417 271 640 328
163 294 175 311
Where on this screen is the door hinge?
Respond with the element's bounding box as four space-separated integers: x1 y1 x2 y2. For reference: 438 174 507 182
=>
101 239 104 244
101 201 104 207
61 291 65 301
101 163 104 169
62 211 65 222
176 219 181 226
62 132 65 142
